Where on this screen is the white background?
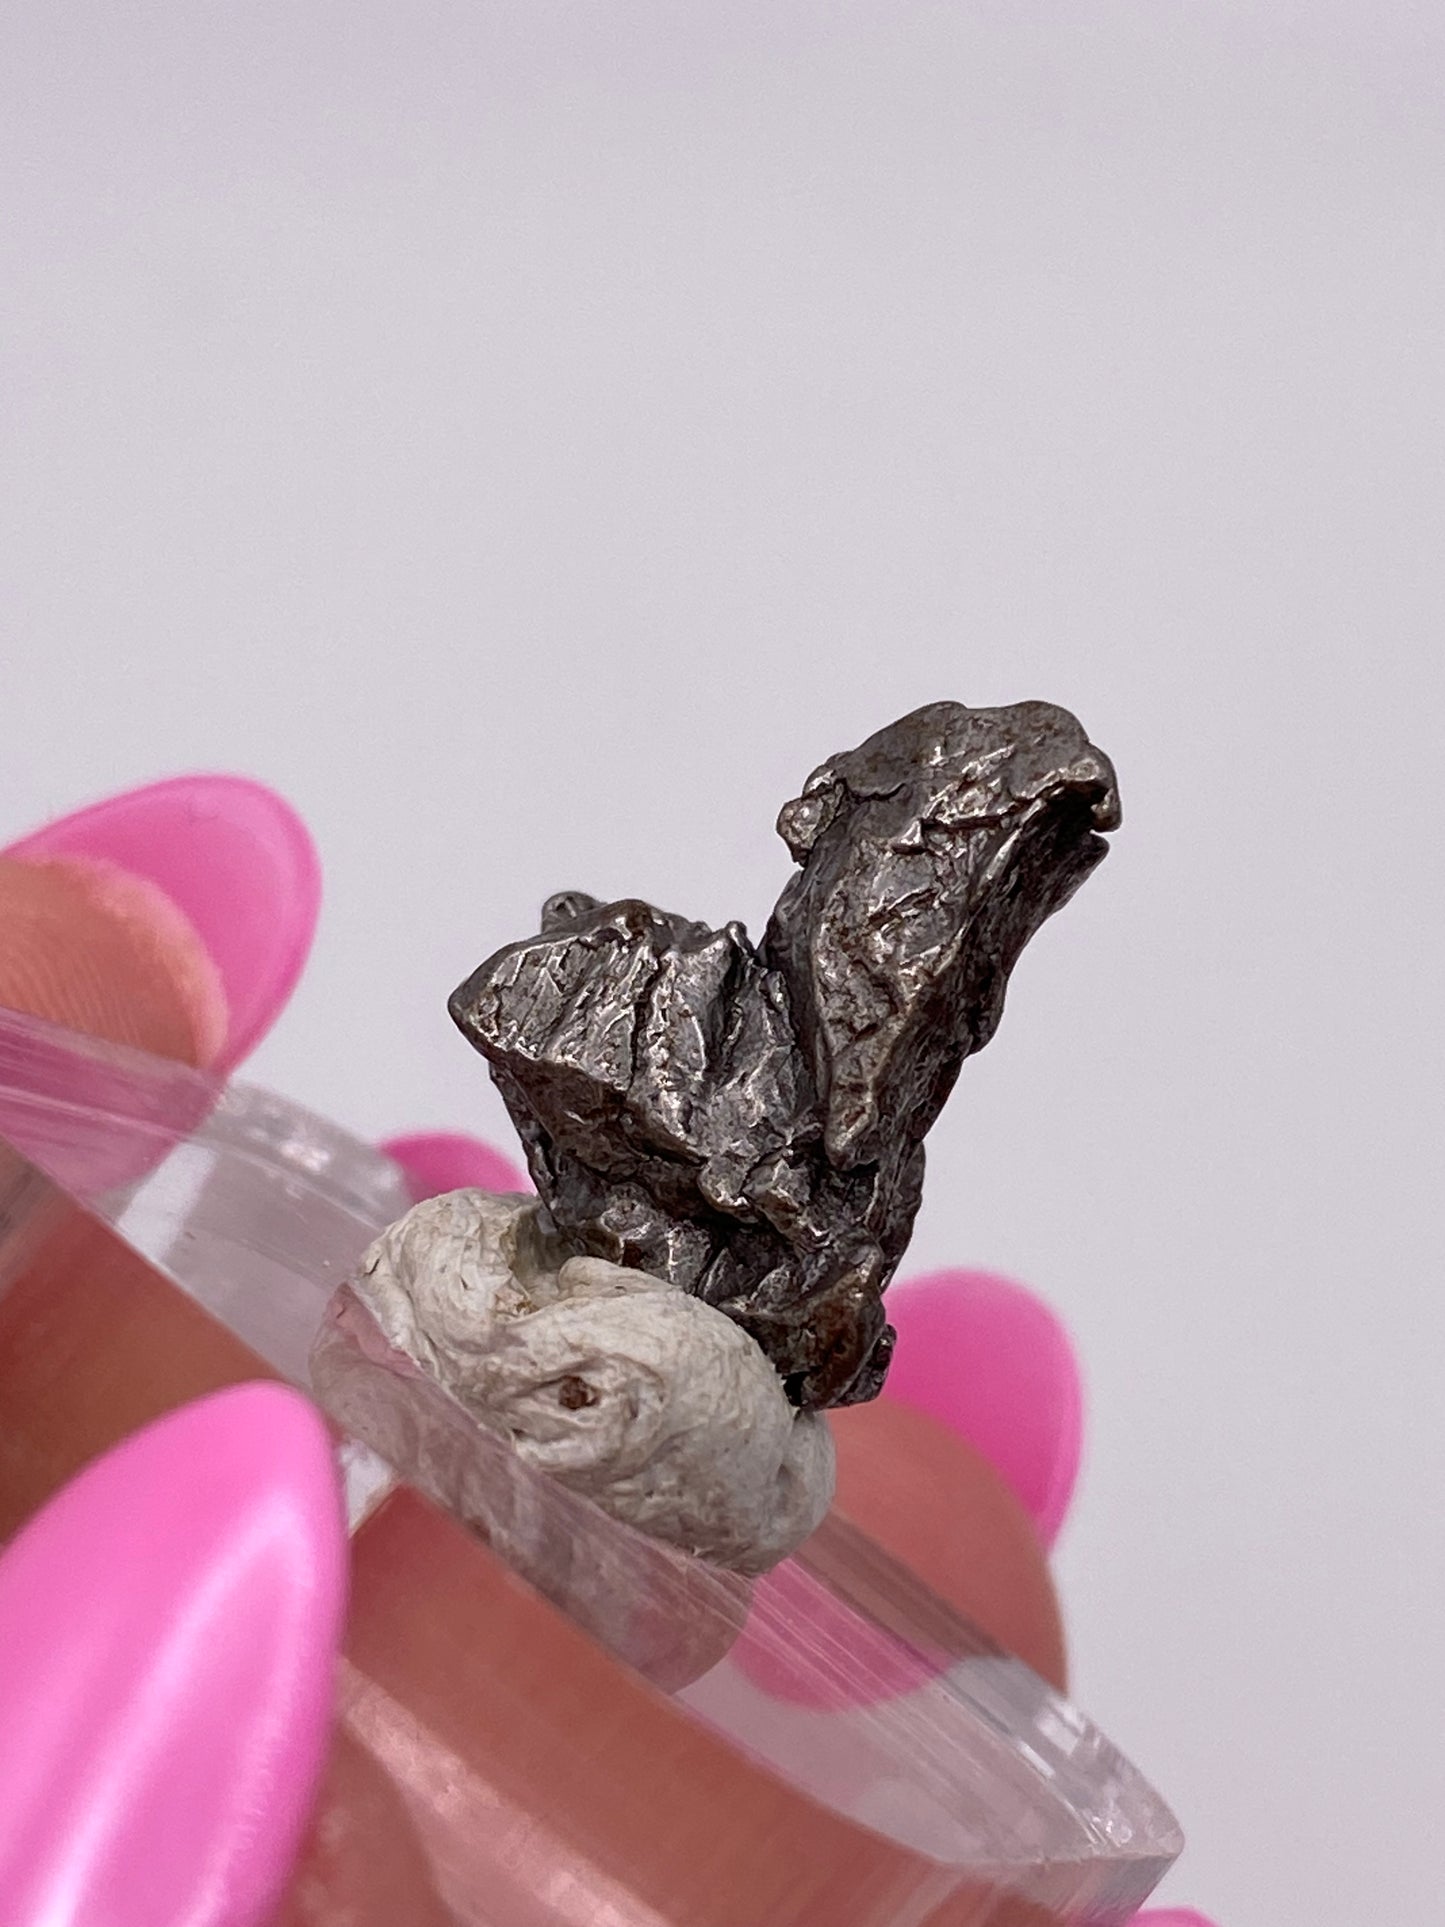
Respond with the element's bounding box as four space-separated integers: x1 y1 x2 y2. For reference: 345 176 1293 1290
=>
4 6 1441 1922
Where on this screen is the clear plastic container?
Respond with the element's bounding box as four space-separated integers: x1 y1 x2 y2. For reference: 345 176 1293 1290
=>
0 1005 1182 1924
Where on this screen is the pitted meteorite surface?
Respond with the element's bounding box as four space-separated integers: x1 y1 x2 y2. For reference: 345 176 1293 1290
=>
450 701 1119 1410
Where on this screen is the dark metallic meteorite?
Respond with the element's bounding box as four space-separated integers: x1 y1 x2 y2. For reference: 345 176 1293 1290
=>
450 700 1119 1410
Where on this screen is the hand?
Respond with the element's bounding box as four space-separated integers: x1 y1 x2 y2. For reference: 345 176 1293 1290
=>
0 776 1215 1927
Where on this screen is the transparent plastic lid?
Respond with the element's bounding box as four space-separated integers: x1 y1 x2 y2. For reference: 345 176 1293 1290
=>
0 1005 1183 1922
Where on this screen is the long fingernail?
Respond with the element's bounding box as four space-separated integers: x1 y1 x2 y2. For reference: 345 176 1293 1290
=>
1132 1912 1221 1926
5 775 320 1073
380 1131 530 1201
884 1269 1084 1549
0 1383 347 1927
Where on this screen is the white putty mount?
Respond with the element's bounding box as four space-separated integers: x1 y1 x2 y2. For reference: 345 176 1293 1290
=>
329 1188 835 1575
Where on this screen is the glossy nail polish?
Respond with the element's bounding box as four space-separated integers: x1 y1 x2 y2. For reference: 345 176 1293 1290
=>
380 1130 530 1202
886 1269 1084 1548
0 1383 346 1927
5 774 320 1073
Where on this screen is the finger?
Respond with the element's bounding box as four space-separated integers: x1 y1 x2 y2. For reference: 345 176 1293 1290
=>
0 855 219 1064
334 1483 979 1927
831 1398 1067 1689
3 775 319 1071
886 1267 1084 1548
0 1385 345 1927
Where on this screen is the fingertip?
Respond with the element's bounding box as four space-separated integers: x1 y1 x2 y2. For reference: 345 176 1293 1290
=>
886 1269 1084 1548
5 775 320 1072
0 856 213 1065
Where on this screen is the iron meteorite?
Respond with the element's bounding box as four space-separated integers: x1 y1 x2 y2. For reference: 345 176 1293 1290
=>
450 700 1119 1412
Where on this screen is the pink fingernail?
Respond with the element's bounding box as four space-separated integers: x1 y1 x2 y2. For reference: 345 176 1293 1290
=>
885 1270 1084 1549
0 1383 347 1927
1132 1912 1221 1926
381 1130 531 1201
5 775 320 1074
